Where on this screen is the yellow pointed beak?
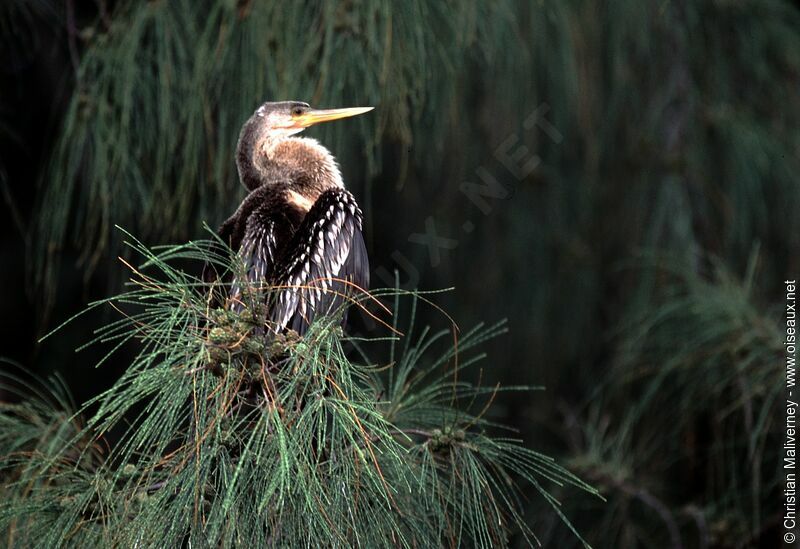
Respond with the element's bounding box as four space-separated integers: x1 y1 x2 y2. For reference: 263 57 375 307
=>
293 107 374 128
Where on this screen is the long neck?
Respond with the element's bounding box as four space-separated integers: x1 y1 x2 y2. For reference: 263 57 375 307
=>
236 122 343 195
235 119 269 191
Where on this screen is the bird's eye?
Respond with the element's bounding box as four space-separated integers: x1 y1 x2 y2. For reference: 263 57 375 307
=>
291 106 305 116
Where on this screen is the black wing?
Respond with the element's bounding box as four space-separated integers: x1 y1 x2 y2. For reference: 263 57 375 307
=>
229 214 281 312
271 189 369 335
203 185 296 312
203 185 274 286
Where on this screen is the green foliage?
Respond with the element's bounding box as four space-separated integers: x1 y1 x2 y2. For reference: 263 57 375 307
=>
561 253 783 546
1 234 597 547
0 364 102 548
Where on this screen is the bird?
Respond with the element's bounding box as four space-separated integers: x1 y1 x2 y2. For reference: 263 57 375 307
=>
205 101 373 336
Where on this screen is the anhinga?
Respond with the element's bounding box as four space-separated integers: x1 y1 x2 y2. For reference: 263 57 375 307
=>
208 101 373 335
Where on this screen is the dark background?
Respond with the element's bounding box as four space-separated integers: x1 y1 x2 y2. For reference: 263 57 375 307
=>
1 1 797 546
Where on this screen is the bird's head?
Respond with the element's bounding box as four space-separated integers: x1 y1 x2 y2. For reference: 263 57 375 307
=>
237 101 373 191
250 101 373 141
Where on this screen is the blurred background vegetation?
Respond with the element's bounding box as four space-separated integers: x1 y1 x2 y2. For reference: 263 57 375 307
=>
0 0 796 546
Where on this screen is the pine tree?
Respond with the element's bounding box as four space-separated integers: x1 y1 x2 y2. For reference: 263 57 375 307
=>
1 234 597 547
